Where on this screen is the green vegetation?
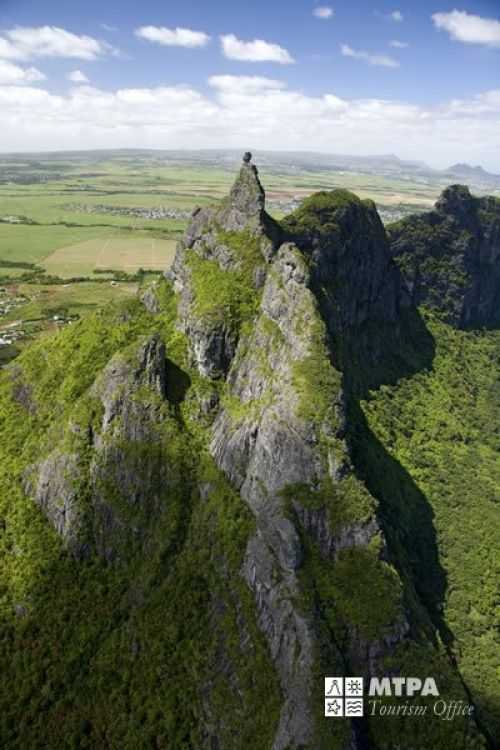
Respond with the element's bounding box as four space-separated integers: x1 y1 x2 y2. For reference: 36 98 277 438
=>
283 474 376 532
187 228 263 330
282 189 361 238
0 281 281 748
357 312 500 738
291 317 342 424
309 535 403 640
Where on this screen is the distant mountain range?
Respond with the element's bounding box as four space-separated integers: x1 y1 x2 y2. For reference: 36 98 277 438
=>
1 148 500 191
443 162 500 183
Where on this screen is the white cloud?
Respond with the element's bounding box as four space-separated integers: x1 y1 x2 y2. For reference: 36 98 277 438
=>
0 60 46 84
313 7 334 20
209 75 286 93
220 34 294 63
1 78 500 171
432 9 500 47
389 40 408 48
391 10 403 22
100 24 118 33
67 70 89 84
135 26 210 48
341 43 400 67
0 26 111 61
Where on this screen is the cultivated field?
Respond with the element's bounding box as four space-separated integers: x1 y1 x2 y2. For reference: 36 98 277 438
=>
1 148 489 365
42 235 177 277
0 223 117 265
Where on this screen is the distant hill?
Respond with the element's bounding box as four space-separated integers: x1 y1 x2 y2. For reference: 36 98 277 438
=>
443 162 500 186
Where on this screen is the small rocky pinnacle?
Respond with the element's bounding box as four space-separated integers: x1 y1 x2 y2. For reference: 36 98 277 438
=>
243 151 252 164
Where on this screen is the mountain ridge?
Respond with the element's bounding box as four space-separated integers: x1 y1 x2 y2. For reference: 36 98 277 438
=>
0 155 498 750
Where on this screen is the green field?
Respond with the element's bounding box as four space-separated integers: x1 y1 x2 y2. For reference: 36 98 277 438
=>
42 236 177 277
0 281 139 325
0 224 118 265
0 150 462 364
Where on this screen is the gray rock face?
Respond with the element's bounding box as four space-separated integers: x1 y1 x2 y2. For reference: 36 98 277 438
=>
25 334 170 562
26 451 87 558
283 192 409 332
89 334 169 562
389 184 500 327
294 504 380 560
189 319 238 380
281 192 412 384
219 161 265 229
241 533 314 750
211 243 350 748
139 282 162 314
167 155 282 378
94 334 166 433
212 243 335 539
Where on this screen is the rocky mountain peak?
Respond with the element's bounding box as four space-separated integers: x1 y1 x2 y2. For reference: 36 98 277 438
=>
216 152 267 234
389 184 500 327
167 155 282 379
282 189 410 373
435 184 476 222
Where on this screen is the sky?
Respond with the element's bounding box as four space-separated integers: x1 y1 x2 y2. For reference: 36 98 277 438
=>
0 0 500 169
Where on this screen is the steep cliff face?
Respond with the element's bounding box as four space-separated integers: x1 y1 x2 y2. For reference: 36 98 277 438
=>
167 159 282 378
0 158 495 750
212 243 341 748
282 190 408 335
23 334 177 562
388 185 500 328
166 162 419 748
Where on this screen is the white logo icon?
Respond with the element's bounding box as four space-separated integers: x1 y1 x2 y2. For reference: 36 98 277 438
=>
345 677 364 696
324 698 343 717
324 677 364 717
325 677 343 697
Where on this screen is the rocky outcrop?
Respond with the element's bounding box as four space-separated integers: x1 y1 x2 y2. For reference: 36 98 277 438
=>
209 230 407 747
210 244 325 747
91 333 166 432
388 184 500 327
282 190 412 379
167 155 282 378
294 504 380 560
25 451 86 558
89 334 169 562
25 334 171 562
284 191 408 330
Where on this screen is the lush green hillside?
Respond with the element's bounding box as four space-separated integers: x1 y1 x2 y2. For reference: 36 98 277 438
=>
355 313 500 742
0 286 281 749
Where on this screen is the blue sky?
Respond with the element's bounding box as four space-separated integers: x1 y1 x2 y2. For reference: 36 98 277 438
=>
0 0 500 168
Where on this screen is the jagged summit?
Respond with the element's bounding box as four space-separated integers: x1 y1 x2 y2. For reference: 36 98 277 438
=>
389 183 500 327
220 153 264 226
435 183 476 220
167 155 282 378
